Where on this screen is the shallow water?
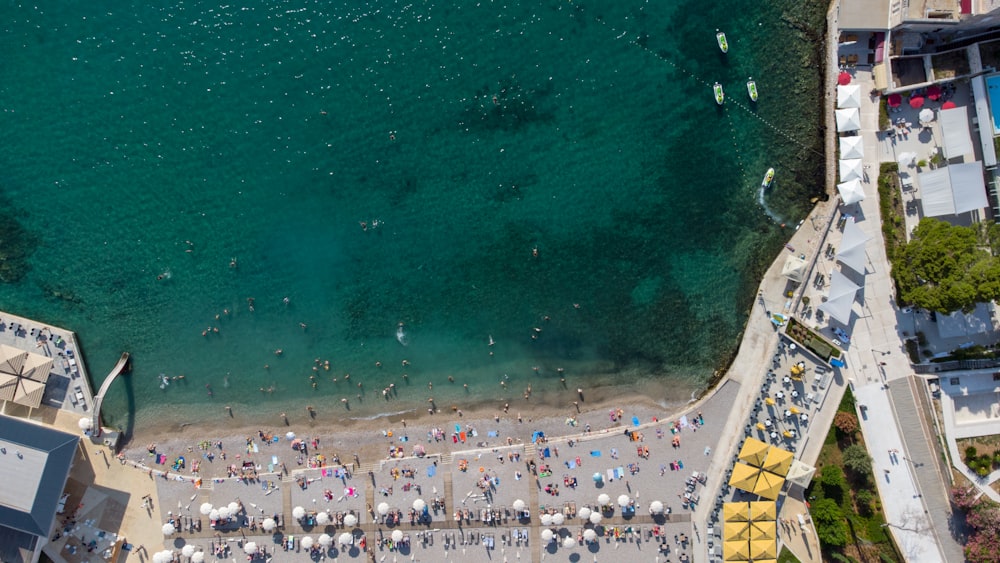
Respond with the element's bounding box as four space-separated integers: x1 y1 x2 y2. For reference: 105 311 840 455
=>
0 0 827 432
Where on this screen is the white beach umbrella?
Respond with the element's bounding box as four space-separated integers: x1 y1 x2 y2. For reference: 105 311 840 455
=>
243 542 258 555
649 501 664 514
217 506 231 520
377 502 390 515
919 108 935 123
344 513 358 527
199 502 214 515
563 537 577 548
412 499 426 511
512 499 526 512
583 529 597 542
78 417 92 430
391 530 404 542
286 431 296 440
338 532 353 546
161 523 176 536
839 135 865 159
293 506 306 520
577 507 592 521
227 501 240 514
541 529 554 542
839 158 863 182
597 494 610 506
181 545 196 557
617 494 630 507
262 518 276 532
589 512 602 525
152 550 173 563
316 511 330 525
301 536 314 550
540 514 553 526
318 533 333 547
552 513 564 526
208 509 221 521
191 551 205 563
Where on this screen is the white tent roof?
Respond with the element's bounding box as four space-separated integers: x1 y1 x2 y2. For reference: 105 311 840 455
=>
836 218 870 275
836 178 866 204
839 135 864 159
939 106 974 159
781 255 808 283
835 107 861 132
818 269 861 325
839 159 863 182
937 303 993 339
918 161 988 217
837 84 861 108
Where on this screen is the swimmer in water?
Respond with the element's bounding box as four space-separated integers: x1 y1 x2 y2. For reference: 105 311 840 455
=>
230 257 238 268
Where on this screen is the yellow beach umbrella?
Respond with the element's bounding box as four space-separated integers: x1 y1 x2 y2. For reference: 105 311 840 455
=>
723 539 751 561
723 502 750 522
764 397 776 406
723 520 750 542
748 520 776 541
752 470 785 501
728 462 761 492
737 437 770 467
756 422 766 430
748 501 776 522
749 538 777 560
790 406 801 415
761 446 794 477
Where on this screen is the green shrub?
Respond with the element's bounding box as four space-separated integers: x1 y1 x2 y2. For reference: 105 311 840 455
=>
966 446 979 461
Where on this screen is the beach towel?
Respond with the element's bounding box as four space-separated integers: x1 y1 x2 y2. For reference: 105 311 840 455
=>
268 464 274 473
606 469 615 482
590 451 602 457
252 442 259 453
632 416 640 427
427 465 437 478
455 424 461 433
459 431 467 443
614 467 625 480
542 448 550 458
272 436 279 443
470 429 478 437
679 415 689 428
487 431 498 438
322 469 331 477
567 460 577 469
157 454 167 465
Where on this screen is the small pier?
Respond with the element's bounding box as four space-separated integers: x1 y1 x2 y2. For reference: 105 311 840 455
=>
91 352 131 437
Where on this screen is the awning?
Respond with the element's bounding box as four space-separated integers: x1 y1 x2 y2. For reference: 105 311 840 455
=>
837 179 866 204
839 135 864 159
839 159 863 182
723 502 750 522
918 161 988 217
729 462 762 492
818 269 861 325
748 501 777 522
781 255 808 283
737 437 770 467
835 108 861 132
761 447 794 477
939 106 975 159
836 217 870 275
751 470 785 500
837 84 861 108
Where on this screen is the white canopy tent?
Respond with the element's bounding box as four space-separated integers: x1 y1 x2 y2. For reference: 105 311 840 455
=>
939 106 975 159
839 159 863 182
818 269 862 325
918 161 988 217
836 178 866 204
837 84 861 108
781 255 808 283
839 135 864 159
836 217 870 275
835 107 861 132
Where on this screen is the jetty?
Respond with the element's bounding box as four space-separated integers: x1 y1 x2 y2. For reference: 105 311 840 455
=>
91 352 131 437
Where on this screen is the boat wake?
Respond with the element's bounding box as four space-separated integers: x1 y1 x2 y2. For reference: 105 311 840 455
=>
396 323 409 347
757 185 784 225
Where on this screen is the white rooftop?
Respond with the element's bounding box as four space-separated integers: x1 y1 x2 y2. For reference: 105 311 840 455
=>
0 440 46 512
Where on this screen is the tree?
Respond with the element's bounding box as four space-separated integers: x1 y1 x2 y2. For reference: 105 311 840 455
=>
811 498 848 548
895 218 1000 313
855 489 874 516
817 465 847 502
833 412 859 437
842 444 873 479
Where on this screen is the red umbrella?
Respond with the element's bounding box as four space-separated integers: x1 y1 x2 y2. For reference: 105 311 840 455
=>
838 72 852 85
887 93 902 107
927 85 942 100
909 96 925 108
942 100 957 109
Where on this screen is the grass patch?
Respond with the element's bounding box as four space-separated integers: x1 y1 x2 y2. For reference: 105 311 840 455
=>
877 162 906 304
879 98 890 130
777 546 801 563
806 387 902 562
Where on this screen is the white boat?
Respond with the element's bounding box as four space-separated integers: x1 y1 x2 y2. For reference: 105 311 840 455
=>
713 82 724 105
761 168 775 188
747 78 758 102
716 31 728 54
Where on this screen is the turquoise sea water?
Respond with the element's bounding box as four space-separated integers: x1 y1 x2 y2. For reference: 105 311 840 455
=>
0 1 826 433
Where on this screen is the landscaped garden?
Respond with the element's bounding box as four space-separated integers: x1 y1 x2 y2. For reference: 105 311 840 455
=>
958 435 1000 478
785 317 842 362
807 388 901 562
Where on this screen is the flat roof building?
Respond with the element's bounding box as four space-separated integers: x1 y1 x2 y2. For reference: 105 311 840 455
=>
0 414 78 563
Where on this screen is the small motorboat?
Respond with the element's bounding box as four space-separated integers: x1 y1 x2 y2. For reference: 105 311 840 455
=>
747 78 758 102
761 167 775 188
716 30 728 53
713 82 724 105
